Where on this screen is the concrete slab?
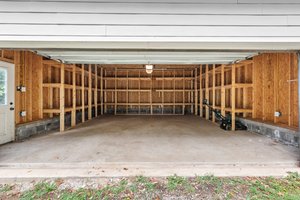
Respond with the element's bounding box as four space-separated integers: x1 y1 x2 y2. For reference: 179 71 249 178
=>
0 116 299 178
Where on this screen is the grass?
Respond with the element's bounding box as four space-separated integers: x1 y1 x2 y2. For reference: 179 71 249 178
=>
0 184 12 193
20 182 57 200
1 173 299 200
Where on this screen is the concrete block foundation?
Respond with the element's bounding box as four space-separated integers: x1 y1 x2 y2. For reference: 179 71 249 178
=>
15 111 88 141
239 118 299 148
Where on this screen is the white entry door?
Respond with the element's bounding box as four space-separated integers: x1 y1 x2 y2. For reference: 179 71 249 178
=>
0 61 14 145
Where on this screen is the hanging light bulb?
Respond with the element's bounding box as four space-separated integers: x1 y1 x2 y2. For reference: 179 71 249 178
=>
145 64 153 74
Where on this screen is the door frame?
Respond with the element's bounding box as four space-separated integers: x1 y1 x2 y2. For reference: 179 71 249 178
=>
0 60 15 143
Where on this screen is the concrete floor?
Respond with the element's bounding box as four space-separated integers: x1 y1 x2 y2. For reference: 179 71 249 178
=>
0 115 298 164
0 115 300 178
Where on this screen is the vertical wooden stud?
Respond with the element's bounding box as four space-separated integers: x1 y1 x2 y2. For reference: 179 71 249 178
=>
150 71 153 115
94 65 98 117
221 64 226 116
182 69 185 115
162 70 164 114
60 64 65 132
100 67 104 115
231 64 236 131
126 70 129 114
191 70 194 114
212 64 216 122
81 64 85 122
205 64 209 120
71 64 76 127
243 64 249 118
199 65 203 117
194 68 198 115
104 69 107 114
88 65 92 120
173 70 176 114
114 68 117 115
138 70 141 114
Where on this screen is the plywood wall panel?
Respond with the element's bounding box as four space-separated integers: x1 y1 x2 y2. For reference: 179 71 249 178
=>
253 55 263 119
252 53 298 128
290 53 299 127
31 53 43 120
262 53 276 122
276 53 290 125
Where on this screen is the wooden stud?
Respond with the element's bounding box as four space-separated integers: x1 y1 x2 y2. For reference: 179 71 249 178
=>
191 70 194 114
126 70 129 114
60 64 65 132
88 64 92 120
173 70 176 114
104 69 107 114
114 68 117 115
194 68 198 115
138 70 141 114
81 64 85 122
71 64 76 127
150 71 153 115
162 70 164 114
205 64 209 120
199 65 203 117
182 69 185 115
221 64 226 116
231 64 236 131
94 65 98 117
212 64 216 122
100 67 104 115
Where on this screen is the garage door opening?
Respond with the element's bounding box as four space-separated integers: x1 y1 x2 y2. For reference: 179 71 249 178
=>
0 49 299 177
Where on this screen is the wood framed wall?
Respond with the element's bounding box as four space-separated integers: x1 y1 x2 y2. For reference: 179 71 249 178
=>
102 66 195 115
42 61 103 131
197 61 253 130
197 53 298 130
0 50 298 132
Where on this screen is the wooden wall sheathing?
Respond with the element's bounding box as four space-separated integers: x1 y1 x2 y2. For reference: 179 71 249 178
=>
102 67 194 115
0 50 298 131
0 50 43 124
253 53 298 128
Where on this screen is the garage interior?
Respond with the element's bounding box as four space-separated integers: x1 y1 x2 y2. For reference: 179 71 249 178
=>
0 49 299 171
1 50 299 133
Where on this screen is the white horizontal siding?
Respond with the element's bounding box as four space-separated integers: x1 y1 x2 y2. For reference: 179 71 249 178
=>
0 0 300 49
1 2 300 15
1 25 300 37
2 13 299 26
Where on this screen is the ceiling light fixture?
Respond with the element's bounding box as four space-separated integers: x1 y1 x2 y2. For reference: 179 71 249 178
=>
145 64 153 74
